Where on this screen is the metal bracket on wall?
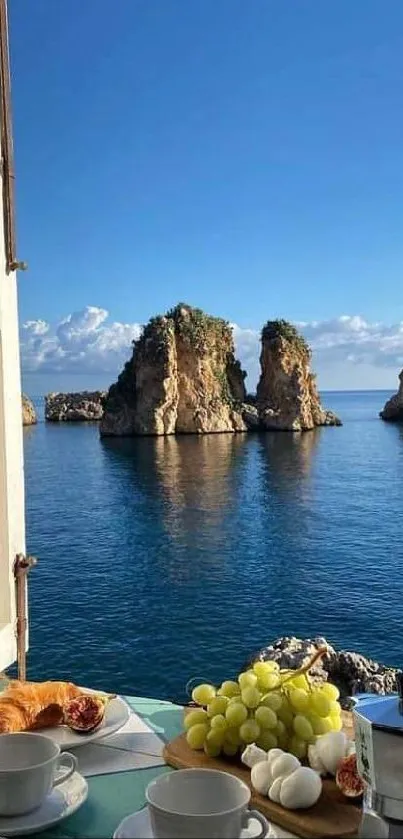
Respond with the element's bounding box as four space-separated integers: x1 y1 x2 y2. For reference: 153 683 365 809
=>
13 553 37 681
9 260 27 271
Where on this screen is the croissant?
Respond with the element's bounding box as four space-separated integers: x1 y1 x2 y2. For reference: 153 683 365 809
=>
0 680 82 733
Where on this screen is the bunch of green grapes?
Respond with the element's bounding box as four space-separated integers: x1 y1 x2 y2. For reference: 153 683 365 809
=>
185 659 342 760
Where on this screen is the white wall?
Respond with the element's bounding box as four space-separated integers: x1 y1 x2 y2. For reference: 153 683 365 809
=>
0 175 26 670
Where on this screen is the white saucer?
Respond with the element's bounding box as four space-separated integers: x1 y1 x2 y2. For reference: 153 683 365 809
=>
39 694 130 750
113 807 275 838
0 771 88 836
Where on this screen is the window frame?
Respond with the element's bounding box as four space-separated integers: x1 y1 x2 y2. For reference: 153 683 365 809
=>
0 0 26 671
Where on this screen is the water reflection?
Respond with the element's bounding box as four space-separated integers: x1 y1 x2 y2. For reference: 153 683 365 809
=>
258 430 320 497
101 432 249 582
247 431 321 579
395 423 403 454
153 434 246 537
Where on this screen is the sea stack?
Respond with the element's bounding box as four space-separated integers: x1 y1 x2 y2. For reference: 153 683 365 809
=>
101 304 250 436
256 320 341 431
45 391 106 422
22 394 37 426
380 370 403 422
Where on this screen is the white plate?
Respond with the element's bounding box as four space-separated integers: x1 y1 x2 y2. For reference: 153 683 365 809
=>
39 695 130 749
0 771 88 836
113 807 276 838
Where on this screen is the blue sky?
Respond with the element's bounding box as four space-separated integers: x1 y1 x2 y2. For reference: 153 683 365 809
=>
10 0 403 393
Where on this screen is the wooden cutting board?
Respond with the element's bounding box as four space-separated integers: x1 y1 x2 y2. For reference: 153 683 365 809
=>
163 711 360 839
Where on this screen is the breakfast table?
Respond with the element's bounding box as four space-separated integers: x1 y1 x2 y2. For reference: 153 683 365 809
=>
29 695 294 839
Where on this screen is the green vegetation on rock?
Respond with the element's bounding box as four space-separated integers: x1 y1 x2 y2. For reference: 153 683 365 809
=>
214 367 233 405
167 303 230 352
261 319 310 356
127 303 244 408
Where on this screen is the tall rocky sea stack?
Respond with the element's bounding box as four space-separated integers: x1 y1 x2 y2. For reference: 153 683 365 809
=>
101 304 249 436
380 370 403 422
256 320 341 431
101 307 342 436
22 394 37 426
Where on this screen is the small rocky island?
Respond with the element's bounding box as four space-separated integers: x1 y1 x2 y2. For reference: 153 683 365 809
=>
380 369 403 422
22 394 37 425
101 305 341 436
45 391 106 422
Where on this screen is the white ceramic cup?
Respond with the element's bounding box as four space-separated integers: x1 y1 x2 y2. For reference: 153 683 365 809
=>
146 768 269 838
0 732 77 816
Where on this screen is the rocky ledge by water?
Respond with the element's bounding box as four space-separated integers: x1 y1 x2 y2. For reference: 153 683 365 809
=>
101 305 341 436
45 391 106 422
250 636 399 707
257 320 341 431
380 369 403 422
22 394 37 425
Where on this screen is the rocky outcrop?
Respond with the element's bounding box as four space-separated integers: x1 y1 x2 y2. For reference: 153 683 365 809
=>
380 370 403 422
250 636 399 707
101 305 250 436
241 403 260 431
22 394 37 425
101 310 342 436
45 391 106 422
256 320 341 431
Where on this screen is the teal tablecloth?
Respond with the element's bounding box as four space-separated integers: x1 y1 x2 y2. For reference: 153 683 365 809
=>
36 696 183 839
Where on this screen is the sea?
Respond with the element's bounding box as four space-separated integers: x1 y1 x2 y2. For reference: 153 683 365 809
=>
22 390 403 703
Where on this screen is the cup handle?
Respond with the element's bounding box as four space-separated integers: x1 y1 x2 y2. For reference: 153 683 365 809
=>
242 808 269 839
53 752 78 787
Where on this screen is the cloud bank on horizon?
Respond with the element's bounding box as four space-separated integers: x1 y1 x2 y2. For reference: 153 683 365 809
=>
20 306 403 390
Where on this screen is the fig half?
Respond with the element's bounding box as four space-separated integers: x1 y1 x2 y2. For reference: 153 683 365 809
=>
336 753 364 799
64 695 106 733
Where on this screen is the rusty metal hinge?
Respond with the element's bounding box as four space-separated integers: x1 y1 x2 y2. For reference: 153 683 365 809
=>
9 260 28 272
13 553 37 681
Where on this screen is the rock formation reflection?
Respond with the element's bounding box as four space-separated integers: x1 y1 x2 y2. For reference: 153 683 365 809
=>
101 432 249 583
259 430 320 492
152 434 247 553
250 430 321 569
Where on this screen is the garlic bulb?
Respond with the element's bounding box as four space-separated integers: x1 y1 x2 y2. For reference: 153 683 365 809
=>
266 748 285 765
308 731 354 777
249 743 323 811
270 752 300 780
308 744 327 777
241 744 268 769
279 766 322 810
268 777 283 804
251 761 273 796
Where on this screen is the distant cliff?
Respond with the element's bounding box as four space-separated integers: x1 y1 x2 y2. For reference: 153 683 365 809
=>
22 394 37 426
256 320 341 431
45 391 106 422
380 370 403 422
101 304 251 436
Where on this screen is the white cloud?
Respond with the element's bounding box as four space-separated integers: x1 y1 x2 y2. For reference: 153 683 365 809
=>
231 323 260 391
22 319 49 336
20 306 142 375
298 315 403 368
20 307 403 390
233 316 403 369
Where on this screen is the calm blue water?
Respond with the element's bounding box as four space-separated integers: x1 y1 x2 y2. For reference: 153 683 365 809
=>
23 391 403 702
